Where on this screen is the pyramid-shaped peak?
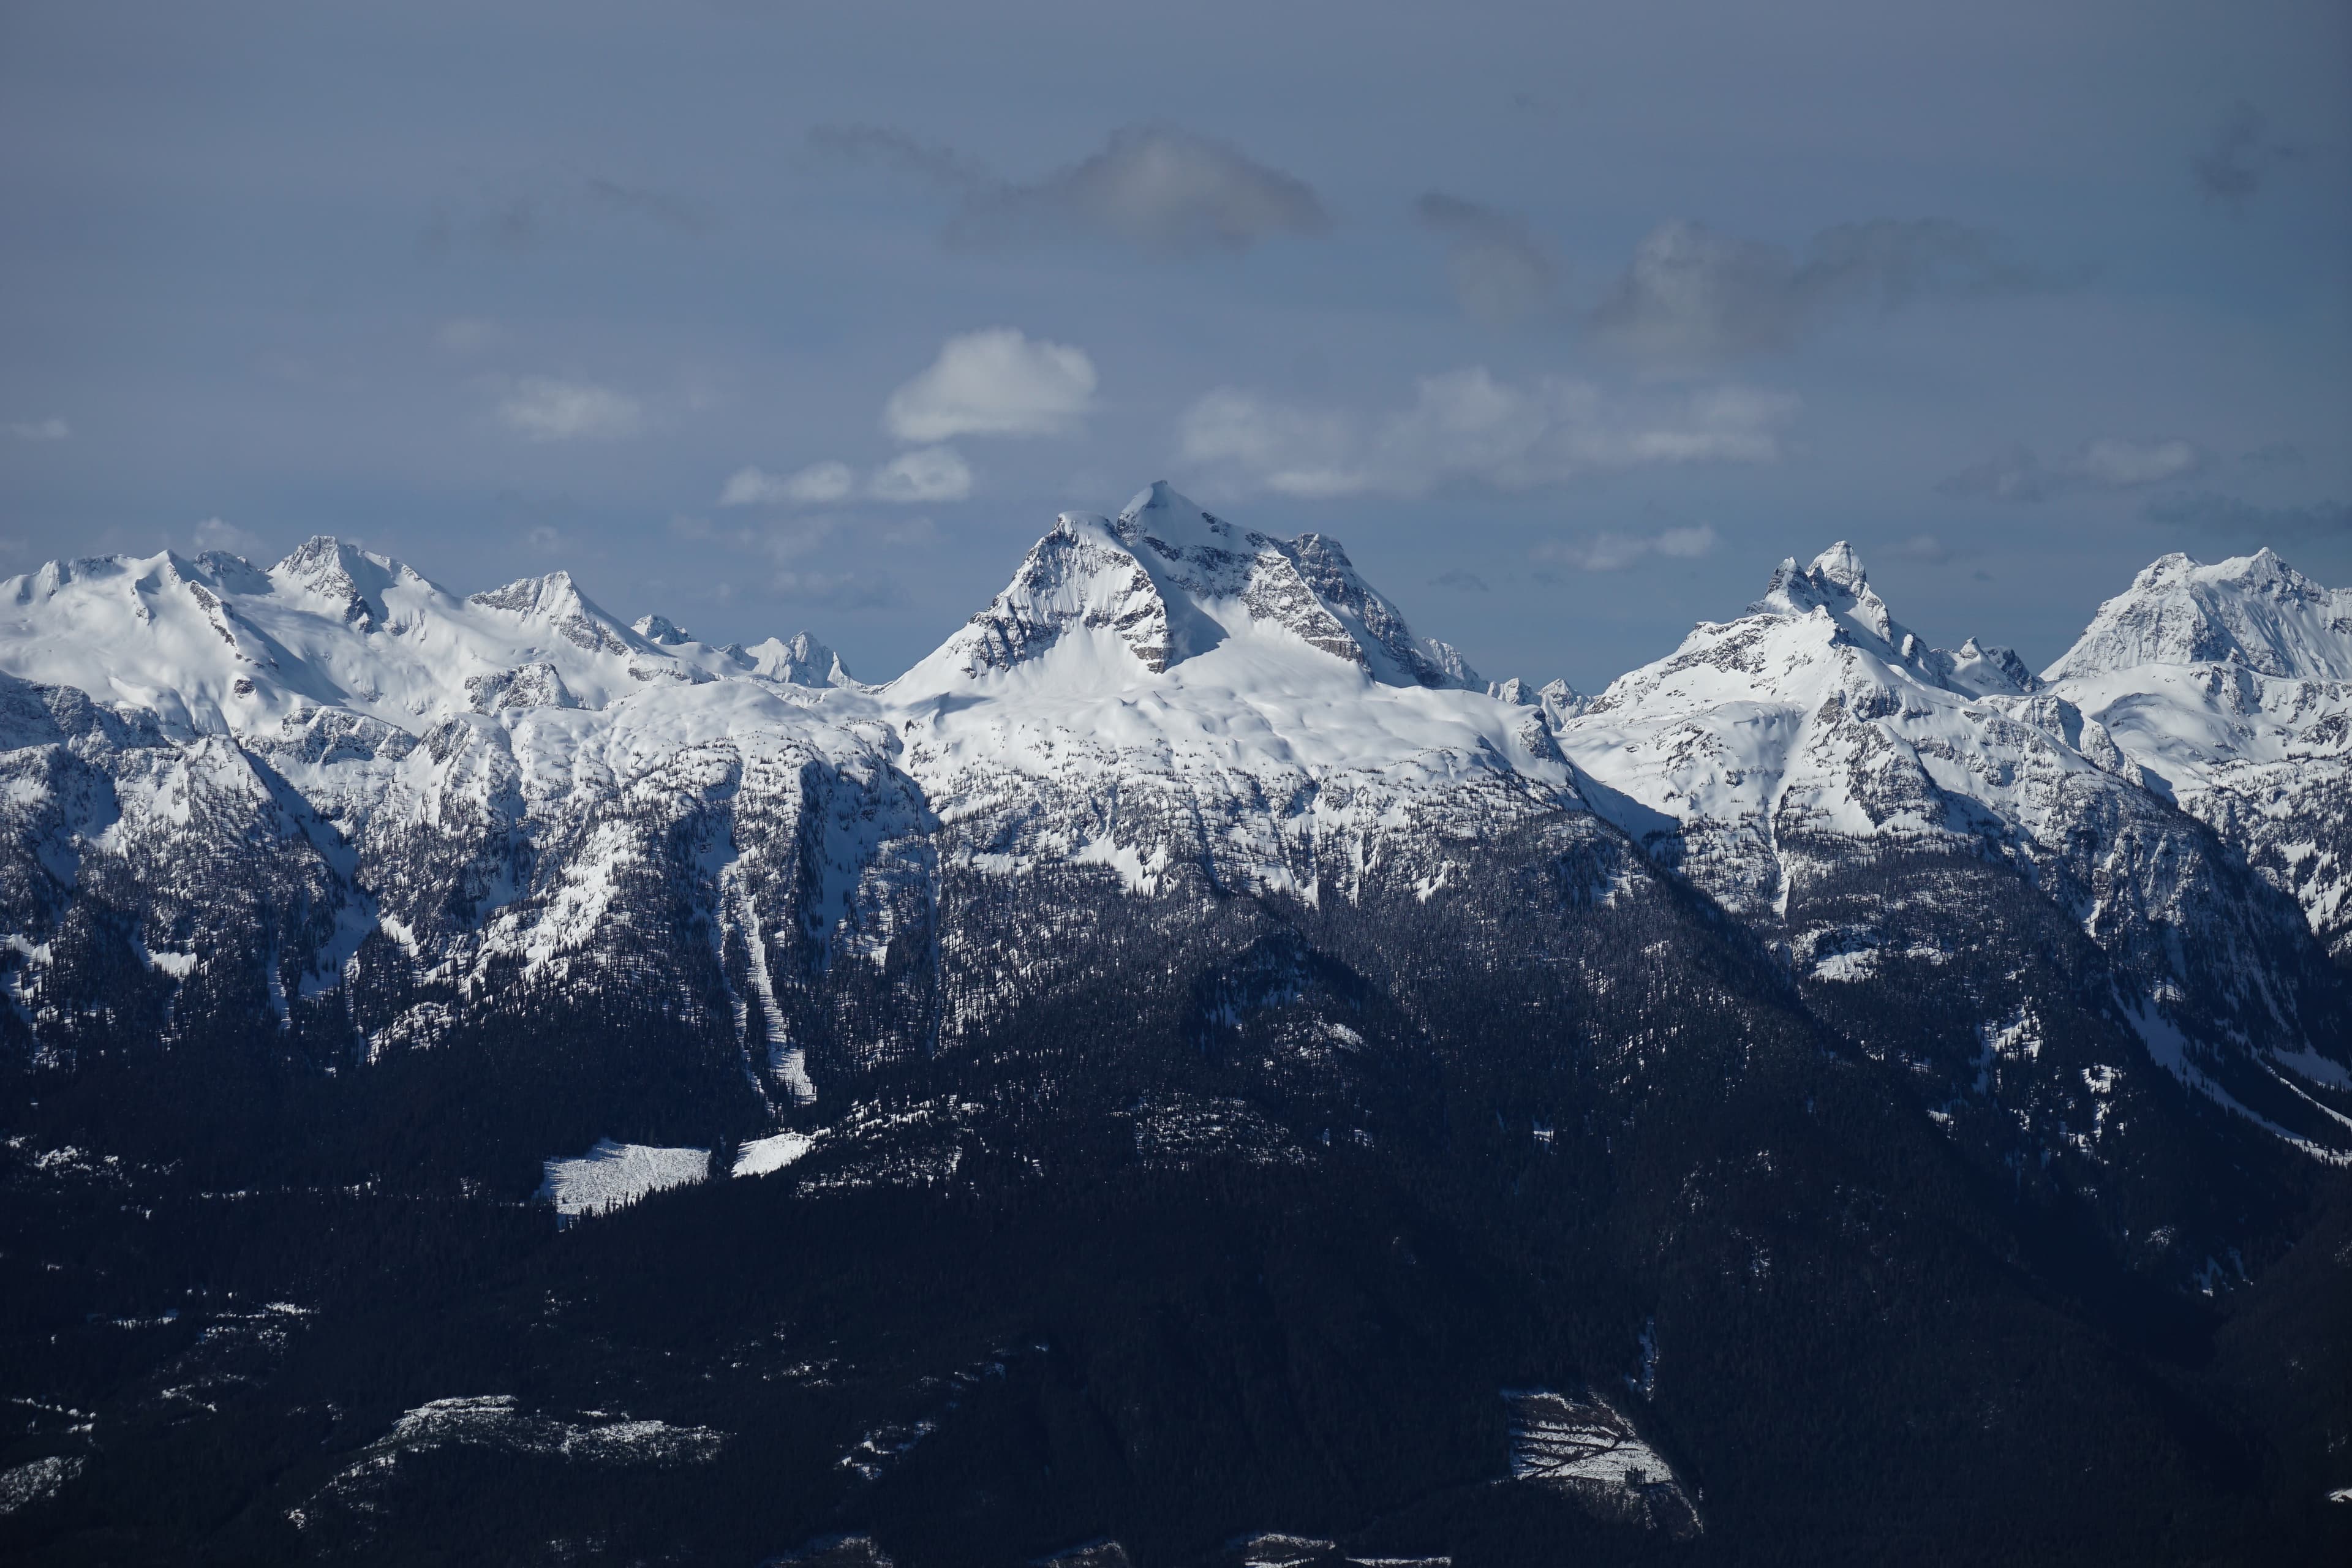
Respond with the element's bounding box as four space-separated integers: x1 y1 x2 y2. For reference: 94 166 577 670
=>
273 535 404 590
468 570 636 657
1115 481 1245 560
270 535 411 630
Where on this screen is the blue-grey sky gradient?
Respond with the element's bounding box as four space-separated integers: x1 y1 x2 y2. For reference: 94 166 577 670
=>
2 0 2346 692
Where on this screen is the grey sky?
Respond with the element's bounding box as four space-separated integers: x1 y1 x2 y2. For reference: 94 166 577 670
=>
2 0 2346 693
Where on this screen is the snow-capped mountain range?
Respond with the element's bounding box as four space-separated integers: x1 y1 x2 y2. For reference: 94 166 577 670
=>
2 482 2347 1214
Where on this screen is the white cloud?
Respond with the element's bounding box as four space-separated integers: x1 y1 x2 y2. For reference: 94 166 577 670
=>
496 377 643 442
8 417 69 442
1533 524 1719 574
194 516 262 556
1939 438 2203 502
869 445 974 503
720 460 857 507
1177 370 1795 499
433 317 502 355
882 328 1097 443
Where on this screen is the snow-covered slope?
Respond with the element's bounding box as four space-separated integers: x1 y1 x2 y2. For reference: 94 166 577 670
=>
1558 543 2115 916
0 485 1565 1107
0 502 2345 1180
1555 542 2350 1161
888 484 1570 902
2046 549 2352 684
2045 549 2352 960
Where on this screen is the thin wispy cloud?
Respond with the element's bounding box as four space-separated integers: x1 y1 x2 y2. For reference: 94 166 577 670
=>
883 329 1096 443
2144 491 2350 541
805 124 991 192
2194 101 2302 214
868 445 973 503
719 451 971 508
1177 371 1795 499
496 378 643 442
815 124 1330 258
8 418 69 442
1531 524 1718 575
1414 193 1559 326
432 318 502 356
720 461 857 507
193 516 261 556
1939 439 2203 503
1591 218 2061 365
424 170 709 254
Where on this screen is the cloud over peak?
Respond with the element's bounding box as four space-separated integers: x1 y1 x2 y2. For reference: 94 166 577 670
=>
1591 218 2059 364
1532 523 1719 575
1177 369 1795 499
882 328 1096 443
1939 438 2203 503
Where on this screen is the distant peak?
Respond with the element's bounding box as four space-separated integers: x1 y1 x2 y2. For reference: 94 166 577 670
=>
2048 546 2350 682
1114 481 1241 560
742 631 854 687
469 571 633 657
1751 542 1917 663
271 535 405 630
470 570 582 615
273 534 404 582
1755 546 1875 622
1126 478 1188 516
633 613 692 646
1808 541 1868 590
274 534 350 575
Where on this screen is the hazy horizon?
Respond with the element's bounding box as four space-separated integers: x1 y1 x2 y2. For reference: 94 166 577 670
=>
4 0 2346 693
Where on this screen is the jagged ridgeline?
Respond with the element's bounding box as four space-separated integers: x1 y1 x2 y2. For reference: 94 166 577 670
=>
1 484 2349 1564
